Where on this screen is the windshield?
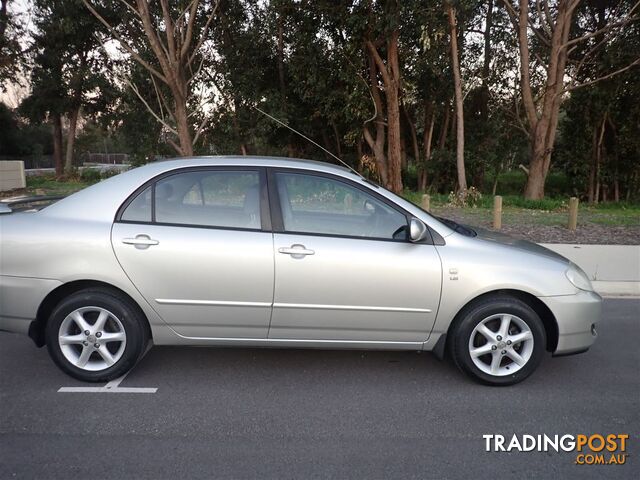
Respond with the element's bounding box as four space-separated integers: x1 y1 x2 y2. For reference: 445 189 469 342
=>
435 216 477 237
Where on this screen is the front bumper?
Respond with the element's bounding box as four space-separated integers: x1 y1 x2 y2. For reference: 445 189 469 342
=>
539 289 602 355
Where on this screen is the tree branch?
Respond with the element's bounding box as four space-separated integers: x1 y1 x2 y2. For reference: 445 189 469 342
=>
563 57 640 93
187 0 220 67
365 40 390 86
82 0 168 83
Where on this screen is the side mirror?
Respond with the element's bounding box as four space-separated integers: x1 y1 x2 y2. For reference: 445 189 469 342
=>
409 218 429 243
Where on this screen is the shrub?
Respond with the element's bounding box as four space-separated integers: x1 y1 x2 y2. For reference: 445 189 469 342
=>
448 186 482 207
80 168 102 183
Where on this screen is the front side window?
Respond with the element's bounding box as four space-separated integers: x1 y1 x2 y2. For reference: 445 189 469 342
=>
121 170 261 229
275 172 407 240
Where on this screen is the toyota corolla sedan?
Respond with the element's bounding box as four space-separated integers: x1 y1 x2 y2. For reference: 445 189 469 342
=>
0 157 601 385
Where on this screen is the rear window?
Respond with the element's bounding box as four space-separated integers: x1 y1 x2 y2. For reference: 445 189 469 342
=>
120 170 261 230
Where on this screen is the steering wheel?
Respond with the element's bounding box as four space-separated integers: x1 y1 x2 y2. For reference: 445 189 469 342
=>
363 200 381 237
392 225 407 240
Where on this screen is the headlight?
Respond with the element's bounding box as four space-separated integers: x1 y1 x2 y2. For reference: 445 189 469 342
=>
565 264 593 291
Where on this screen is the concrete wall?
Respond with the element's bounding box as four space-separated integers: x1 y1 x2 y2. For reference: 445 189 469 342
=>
542 243 640 296
0 161 26 192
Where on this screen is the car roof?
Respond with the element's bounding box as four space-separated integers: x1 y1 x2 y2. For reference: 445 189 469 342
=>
150 156 355 175
40 156 359 222
39 155 454 237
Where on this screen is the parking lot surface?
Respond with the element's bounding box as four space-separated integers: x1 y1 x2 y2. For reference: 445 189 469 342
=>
1 299 638 479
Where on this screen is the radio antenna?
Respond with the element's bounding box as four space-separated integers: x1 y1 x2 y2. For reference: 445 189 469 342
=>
252 105 362 178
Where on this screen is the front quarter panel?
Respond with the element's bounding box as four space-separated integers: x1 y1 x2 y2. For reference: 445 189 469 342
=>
430 233 576 340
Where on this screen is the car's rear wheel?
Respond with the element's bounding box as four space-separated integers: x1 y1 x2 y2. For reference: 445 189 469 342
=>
46 289 148 382
451 296 546 386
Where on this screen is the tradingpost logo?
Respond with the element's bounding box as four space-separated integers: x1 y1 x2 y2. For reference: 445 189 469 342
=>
483 434 629 465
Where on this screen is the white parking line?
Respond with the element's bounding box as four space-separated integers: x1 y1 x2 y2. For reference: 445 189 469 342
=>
58 345 157 394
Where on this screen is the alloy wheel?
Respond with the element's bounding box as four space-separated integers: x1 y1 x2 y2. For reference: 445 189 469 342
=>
58 306 127 371
468 313 534 376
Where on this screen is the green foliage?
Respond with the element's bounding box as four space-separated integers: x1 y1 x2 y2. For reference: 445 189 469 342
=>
79 168 102 183
5 0 639 204
0 102 52 157
487 171 571 198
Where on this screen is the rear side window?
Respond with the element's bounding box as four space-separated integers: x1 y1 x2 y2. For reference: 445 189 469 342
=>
121 186 152 222
120 170 261 230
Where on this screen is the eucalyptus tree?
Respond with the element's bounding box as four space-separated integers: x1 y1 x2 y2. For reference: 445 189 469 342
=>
500 0 640 199
83 0 219 156
20 0 113 174
0 0 20 83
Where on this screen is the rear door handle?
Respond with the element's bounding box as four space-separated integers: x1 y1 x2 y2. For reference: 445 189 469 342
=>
122 235 159 249
278 244 315 257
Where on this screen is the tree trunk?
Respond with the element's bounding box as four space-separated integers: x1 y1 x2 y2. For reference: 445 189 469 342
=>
514 0 574 199
447 4 467 192
331 122 342 159
356 136 363 173
363 49 389 186
52 113 64 177
0 0 8 45
64 106 81 172
438 106 450 150
386 81 402 192
594 113 607 204
403 103 420 166
588 127 597 203
420 103 435 191
277 11 294 158
480 0 494 121
173 91 193 156
232 97 248 155
365 24 402 193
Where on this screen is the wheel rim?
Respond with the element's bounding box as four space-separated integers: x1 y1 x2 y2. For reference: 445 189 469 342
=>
468 313 534 377
58 306 126 372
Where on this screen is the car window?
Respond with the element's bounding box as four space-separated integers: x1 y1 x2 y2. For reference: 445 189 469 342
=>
155 170 261 229
275 172 407 240
121 186 152 222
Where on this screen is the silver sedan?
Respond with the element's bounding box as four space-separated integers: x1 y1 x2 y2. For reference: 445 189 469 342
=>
0 157 601 385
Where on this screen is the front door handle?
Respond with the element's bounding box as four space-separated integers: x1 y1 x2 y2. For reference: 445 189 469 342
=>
122 235 159 249
278 244 315 257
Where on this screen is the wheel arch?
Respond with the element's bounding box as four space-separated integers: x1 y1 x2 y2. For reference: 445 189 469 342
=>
30 279 152 347
444 289 559 354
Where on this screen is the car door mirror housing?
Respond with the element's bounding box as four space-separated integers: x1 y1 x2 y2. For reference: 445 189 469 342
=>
409 218 429 243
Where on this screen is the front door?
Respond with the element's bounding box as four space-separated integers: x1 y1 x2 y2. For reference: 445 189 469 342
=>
268 170 442 342
112 167 274 339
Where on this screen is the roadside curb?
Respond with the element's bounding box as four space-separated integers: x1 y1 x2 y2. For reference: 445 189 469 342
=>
592 281 640 297
541 244 640 297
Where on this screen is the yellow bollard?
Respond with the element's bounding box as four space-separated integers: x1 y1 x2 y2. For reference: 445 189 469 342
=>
493 196 503 230
568 197 579 231
421 194 430 212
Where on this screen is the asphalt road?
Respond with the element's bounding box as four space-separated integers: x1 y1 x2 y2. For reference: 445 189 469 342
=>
1 299 638 479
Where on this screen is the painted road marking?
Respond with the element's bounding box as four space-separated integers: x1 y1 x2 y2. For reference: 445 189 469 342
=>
58 344 157 393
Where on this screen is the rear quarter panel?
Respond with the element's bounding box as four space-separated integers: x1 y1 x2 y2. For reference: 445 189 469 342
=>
0 212 171 339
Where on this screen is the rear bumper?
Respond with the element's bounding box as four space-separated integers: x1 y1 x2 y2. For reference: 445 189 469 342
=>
0 275 60 335
539 290 602 355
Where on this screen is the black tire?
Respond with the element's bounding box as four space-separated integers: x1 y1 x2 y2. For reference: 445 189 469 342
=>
46 288 148 382
450 296 546 386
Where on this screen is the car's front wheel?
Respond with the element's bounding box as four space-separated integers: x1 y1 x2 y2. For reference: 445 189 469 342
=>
451 296 546 386
46 288 148 382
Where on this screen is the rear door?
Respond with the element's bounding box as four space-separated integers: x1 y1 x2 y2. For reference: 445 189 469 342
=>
268 170 442 342
112 167 274 339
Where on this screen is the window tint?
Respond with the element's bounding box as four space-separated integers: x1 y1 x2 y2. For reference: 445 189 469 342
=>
121 186 152 222
275 172 407 240
155 170 261 229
